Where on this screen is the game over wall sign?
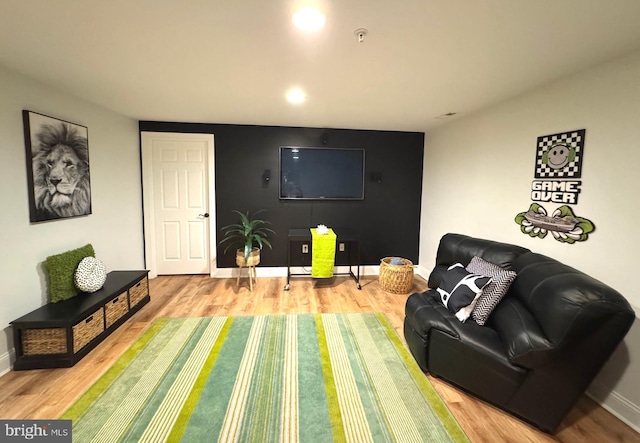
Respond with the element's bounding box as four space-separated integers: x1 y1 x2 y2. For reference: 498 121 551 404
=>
531 180 581 204
515 129 595 243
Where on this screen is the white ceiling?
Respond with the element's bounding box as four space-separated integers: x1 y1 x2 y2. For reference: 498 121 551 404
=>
2 1 640 132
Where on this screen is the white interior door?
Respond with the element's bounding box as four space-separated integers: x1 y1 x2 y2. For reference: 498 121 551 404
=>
141 132 216 277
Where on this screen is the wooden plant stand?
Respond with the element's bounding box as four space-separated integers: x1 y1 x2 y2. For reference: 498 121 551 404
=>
236 249 259 291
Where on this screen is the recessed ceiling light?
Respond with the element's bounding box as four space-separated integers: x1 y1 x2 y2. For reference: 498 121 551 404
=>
292 7 326 31
286 88 306 104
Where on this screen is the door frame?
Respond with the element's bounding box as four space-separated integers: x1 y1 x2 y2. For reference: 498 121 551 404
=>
141 132 217 278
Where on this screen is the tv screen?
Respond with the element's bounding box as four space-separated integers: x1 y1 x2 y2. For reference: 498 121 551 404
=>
279 147 365 200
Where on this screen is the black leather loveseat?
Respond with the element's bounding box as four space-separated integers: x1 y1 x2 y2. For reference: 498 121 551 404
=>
404 233 635 433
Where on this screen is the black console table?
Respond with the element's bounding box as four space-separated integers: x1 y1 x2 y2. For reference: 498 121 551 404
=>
285 228 361 290
11 270 150 370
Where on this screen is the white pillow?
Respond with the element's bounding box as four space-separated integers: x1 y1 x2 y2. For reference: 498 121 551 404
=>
74 257 107 293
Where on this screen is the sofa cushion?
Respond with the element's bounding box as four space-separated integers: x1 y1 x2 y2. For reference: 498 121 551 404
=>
436 263 491 322
466 256 517 325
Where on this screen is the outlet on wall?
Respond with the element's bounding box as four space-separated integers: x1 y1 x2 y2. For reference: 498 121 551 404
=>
339 243 345 252
302 244 309 253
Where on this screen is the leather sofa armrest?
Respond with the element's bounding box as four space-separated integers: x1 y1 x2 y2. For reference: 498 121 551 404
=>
405 290 461 339
489 297 555 368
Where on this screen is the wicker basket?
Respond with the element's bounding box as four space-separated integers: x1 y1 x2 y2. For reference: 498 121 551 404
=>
129 277 149 308
105 292 129 328
379 257 414 294
23 328 67 355
236 248 260 267
72 308 104 353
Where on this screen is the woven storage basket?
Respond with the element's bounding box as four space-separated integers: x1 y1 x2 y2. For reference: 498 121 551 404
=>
23 328 67 355
129 277 149 308
379 257 414 294
72 308 104 353
105 292 129 328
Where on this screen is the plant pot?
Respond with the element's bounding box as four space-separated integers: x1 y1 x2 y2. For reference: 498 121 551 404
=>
236 248 260 267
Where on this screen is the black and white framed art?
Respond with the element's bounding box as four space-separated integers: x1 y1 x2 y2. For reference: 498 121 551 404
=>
23 110 92 222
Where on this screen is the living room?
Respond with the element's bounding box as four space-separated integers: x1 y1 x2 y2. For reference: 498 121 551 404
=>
1 2 640 441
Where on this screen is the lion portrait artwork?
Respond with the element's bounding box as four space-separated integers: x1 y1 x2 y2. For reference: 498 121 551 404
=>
25 112 91 222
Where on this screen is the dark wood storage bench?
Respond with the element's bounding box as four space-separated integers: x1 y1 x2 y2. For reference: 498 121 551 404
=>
11 270 150 370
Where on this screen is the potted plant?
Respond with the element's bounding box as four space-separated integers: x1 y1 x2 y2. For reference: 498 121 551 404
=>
219 210 274 266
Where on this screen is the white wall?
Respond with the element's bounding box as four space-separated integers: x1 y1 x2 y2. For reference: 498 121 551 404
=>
420 50 640 429
0 66 143 374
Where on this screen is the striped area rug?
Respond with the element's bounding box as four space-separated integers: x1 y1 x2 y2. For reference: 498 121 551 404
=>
62 313 468 442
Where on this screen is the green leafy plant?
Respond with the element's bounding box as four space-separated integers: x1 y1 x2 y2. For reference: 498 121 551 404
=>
219 210 275 262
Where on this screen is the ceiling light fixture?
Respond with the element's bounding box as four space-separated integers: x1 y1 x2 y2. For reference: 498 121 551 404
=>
292 7 326 31
286 88 306 104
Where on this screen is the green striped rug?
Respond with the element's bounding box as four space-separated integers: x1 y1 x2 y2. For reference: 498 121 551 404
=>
62 313 468 442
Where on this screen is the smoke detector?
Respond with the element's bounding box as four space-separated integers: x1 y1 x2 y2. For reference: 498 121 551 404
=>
354 28 368 43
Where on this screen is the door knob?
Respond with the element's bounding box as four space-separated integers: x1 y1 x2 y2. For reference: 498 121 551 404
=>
199 213 210 218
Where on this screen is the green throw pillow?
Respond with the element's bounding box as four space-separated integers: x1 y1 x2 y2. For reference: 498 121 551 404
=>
44 244 95 303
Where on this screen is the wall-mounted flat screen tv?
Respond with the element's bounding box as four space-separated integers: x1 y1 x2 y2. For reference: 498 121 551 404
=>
279 147 365 200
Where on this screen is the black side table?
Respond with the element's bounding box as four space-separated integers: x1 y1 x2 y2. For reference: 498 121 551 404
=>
285 228 361 290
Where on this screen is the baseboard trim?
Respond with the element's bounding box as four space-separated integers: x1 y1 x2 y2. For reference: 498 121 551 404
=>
213 265 433 281
0 349 15 377
588 381 640 433
212 265 381 279
414 265 430 281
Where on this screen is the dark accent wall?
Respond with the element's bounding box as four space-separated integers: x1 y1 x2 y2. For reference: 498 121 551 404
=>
139 121 424 268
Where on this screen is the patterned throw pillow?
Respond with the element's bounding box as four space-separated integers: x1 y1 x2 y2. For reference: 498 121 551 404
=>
436 263 492 322
466 256 517 325
74 256 107 293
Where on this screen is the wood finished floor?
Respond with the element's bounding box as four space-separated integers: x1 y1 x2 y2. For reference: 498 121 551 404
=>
0 274 638 442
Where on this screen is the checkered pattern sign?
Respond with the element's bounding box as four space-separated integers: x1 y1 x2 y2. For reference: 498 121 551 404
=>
534 129 585 179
